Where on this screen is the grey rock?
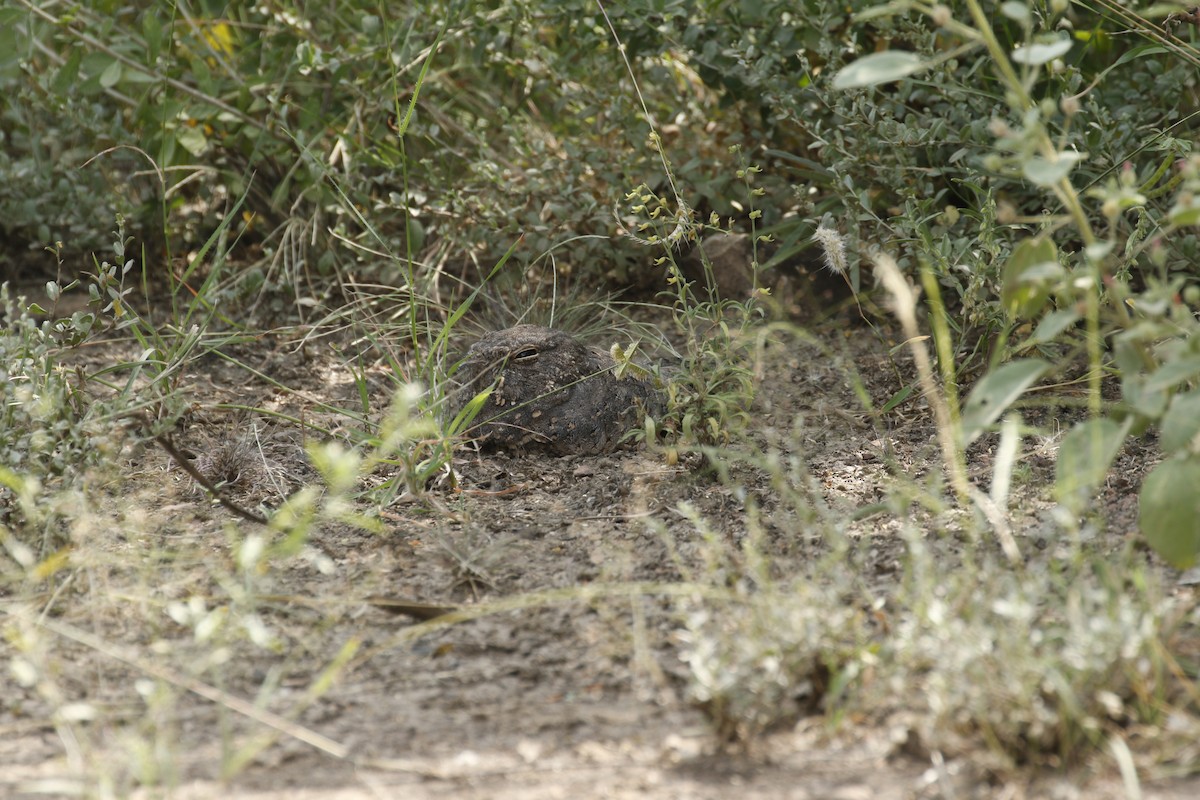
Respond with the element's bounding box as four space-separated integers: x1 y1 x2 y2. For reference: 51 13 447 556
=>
450 325 663 455
682 232 755 299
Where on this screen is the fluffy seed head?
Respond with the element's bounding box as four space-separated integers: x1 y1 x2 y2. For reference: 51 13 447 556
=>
812 226 848 275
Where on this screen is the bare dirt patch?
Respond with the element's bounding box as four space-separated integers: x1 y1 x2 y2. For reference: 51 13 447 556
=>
4 310 1198 800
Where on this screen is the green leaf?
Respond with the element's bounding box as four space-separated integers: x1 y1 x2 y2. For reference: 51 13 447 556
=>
1139 455 1200 569
1001 2 1030 23
1123 375 1168 425
1029 309 1080 344
1001 236 1059 319
881 382 915 413
1111 44 1170 70
191 53 213 93
1168 203 1200 227
1022 151 1083 186
1112 335 1145 376
854 2 915 22
832 51 925 90
1145 353 1200 393
960 359 1050 445
1055 417 1132 515
51 48 83 96
99 58 122 88
404 216 426 255
1084 241 1114 263
1161 389 1200 454
391 25 445 139
176 125 208 156
144 12 163 63
1012 37 1072 65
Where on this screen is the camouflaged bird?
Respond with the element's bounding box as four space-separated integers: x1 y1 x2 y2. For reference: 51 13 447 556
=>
450 325 664 455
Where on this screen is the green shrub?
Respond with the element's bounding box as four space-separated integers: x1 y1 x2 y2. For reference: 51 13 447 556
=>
827 2 1200 566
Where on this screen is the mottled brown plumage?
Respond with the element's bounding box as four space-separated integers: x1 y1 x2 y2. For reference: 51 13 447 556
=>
451 325 663 455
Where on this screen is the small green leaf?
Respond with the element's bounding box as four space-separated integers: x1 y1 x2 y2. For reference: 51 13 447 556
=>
960 359 1050 445
99 58 122 88
1145 354 1200 393
1120 373 1168 423
1139 455 1200 569
854 2 915 22
1168 203 1200 227
1055 417 1132 515
448 387 492 436
1000 1 1030 23
1022 151 1083 186
1112 335 1144 376
1111 44 1170 70
1001 236 1059 319
832 51 925 90
176 125 208 156
405 216 426 255
1029 309 1080 344
51 48 82 95
1012 37 1072 65
1161 389 1200 454
1084 241 1114 263
881 382 915 413
144 12 163 62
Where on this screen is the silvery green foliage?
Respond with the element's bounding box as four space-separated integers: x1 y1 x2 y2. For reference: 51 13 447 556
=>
0 284 109 482
677 577 868 741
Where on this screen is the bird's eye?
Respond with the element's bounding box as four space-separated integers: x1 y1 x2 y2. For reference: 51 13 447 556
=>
512 347 539 362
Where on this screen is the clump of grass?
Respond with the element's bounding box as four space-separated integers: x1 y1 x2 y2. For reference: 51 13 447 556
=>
618 180 762 452
875 545 1189 773
0 285 128 555
677 572 873 742
667 437 1196 771
430 527 518 597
